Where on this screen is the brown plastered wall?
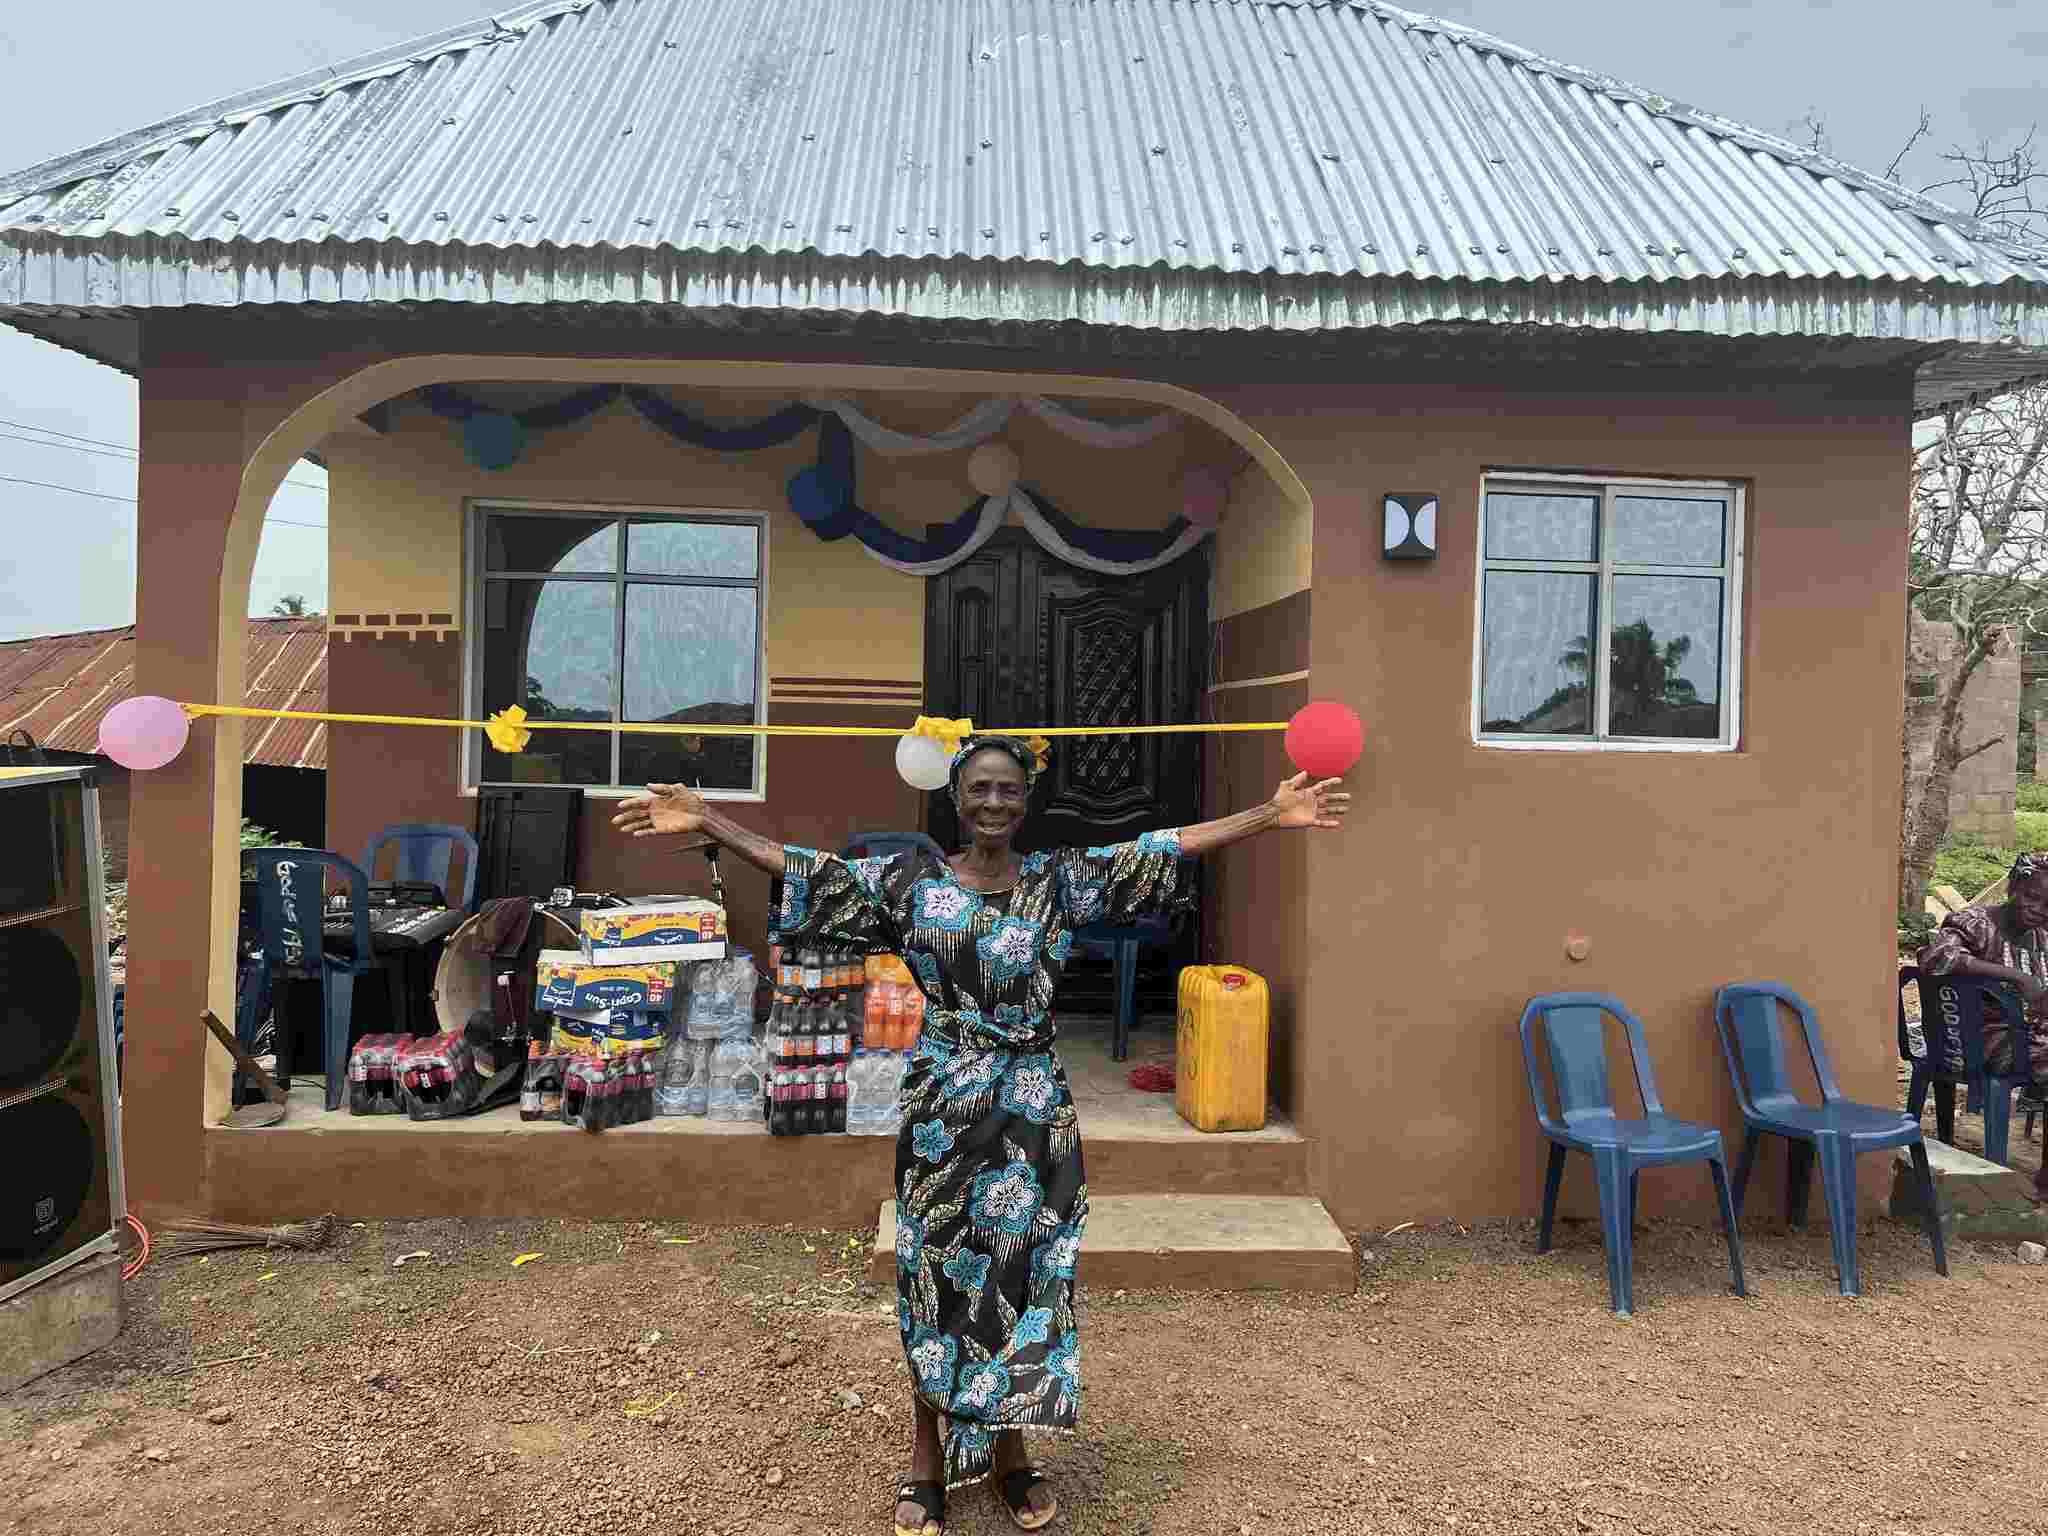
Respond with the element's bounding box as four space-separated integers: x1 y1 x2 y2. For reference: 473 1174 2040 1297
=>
1216 377 1912 1233
1203 451 1314 1114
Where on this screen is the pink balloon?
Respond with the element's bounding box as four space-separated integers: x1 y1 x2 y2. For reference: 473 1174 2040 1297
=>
1180 466 1229 531
98 694 191 770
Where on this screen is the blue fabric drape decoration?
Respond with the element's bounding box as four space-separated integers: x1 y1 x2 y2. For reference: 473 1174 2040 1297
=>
411 384 1212 576
622 387 821 453
1024 488 1194 565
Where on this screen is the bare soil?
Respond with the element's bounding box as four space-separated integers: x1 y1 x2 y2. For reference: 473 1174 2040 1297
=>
4 1211 2043 1536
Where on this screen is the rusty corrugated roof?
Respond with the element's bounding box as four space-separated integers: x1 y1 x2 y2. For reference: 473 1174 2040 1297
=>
0 617 327 769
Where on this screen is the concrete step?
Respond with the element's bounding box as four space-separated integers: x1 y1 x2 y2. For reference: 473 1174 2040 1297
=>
871 1194 1354 1295
1888 1140 2048 1244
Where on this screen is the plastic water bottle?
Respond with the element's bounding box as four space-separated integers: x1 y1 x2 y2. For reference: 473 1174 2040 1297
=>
706 1033 753 1121
845 1048 874 1134
864 1049 903 1138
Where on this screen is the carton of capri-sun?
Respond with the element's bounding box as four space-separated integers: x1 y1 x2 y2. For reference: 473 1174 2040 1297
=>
535 951 680 1016
577 900 727 965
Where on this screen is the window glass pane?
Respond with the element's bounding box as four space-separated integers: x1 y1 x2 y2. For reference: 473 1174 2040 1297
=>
619 584 759 792
485 513 616 574
480 577 616 785
628 519 759 578
1612 495 1726 567
1480 572 1596 735
1484 491 1598 562
1609 576 1723 739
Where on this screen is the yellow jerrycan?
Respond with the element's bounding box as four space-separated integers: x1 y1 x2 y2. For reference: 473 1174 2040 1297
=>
1175 965 1269 1132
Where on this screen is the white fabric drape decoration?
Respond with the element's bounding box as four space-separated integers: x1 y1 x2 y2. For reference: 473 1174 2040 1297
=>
1016 396 1182 449
808 396 1183 457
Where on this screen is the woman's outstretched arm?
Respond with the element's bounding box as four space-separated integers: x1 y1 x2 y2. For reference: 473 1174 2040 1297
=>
610 783 786 875
1175 772 1349 856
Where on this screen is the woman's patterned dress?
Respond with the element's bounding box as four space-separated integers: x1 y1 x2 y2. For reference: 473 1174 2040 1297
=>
779 832 1185 1489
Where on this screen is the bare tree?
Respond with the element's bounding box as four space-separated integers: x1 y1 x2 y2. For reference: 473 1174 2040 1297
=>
1898 125 2048 913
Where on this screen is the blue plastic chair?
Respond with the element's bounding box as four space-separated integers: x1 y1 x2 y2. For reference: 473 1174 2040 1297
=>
361 823 478 912
1519 992 1748 1316
840 830 946 864
1074 855 1197 1061
246 848 373 1112
1900 966 2034 1165
1717 982 1946 1295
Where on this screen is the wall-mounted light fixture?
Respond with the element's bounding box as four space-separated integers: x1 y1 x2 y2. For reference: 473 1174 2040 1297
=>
1383 493 1438 560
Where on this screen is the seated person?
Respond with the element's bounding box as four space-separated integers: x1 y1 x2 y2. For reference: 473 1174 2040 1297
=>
1917 852 2048 1199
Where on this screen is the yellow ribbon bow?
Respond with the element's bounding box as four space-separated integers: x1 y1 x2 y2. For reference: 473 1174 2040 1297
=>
911 715 975 757
1025 733 1052 773
485 706 532 753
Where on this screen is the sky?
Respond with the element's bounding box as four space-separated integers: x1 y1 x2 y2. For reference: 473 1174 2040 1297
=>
0 0 2043 642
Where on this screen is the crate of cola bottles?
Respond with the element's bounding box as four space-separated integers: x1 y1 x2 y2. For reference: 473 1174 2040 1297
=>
763 945 916 1136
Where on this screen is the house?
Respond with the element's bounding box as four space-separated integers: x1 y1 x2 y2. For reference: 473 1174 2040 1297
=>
0 617 329 875
3 0 2044 1237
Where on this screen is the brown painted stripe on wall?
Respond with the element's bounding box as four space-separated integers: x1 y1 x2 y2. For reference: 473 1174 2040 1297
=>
1214 589 1310 685
769 700 923 728
770 677 922 691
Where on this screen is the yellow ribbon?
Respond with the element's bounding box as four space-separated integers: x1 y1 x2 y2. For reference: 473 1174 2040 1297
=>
909 715 975 756
1025 733 1053 772
179 703 1288 739
484 706 531 753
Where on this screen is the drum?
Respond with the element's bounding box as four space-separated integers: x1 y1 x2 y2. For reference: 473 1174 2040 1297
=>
434 907 582 1036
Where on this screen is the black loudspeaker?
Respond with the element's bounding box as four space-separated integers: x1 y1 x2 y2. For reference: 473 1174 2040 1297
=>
0 768 122 1303
475 786 583 903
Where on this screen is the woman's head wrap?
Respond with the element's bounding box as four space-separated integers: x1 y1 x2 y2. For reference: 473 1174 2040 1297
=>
947 733 1051 800
2014 852 2048 887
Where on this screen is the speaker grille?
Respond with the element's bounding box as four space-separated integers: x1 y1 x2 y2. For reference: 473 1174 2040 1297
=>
0 1095 95 1261
0 924 82 1097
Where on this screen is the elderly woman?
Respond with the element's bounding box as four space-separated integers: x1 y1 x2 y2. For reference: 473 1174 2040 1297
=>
1917 851 2048 1200
615 734 1348 1535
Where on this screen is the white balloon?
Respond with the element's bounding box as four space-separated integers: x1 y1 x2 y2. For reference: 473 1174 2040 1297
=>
895 732 953 791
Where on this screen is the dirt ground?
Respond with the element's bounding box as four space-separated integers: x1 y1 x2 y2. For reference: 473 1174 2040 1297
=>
4 1209 2043 1536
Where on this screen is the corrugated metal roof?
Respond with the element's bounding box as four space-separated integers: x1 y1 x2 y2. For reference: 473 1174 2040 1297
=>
0 0 2043 402
0 617 328 770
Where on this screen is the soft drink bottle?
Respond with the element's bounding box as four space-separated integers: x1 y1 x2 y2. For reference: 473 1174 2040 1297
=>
810 1066 831 1135
830 1065 848 1133
520 1039 543 1121
802 948 823 995
886 982 907 1051
768 1069 789 1136
864 983 885 1051
831 998 852 1068
903 986 924 1049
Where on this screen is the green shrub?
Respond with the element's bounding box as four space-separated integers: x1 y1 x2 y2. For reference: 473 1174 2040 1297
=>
1932 839 2010 898
2021 782 2048 813
1897 908 1938 956
2019 810 2048 852
239 818 301 849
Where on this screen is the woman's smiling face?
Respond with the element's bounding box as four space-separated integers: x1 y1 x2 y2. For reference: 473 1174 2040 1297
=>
956 747 1030 848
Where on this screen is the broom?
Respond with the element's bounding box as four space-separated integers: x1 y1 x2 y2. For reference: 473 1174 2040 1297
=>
153 1212 338 1260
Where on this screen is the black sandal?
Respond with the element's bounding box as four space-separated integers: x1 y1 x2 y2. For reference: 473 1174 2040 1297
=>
894 1480 945 1536
999 1468 1058 1532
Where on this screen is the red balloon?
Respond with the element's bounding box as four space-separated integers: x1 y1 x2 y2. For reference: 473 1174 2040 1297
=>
1284 701 1364 778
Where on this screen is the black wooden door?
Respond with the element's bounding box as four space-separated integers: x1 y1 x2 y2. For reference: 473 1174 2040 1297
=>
923 531 1208 1012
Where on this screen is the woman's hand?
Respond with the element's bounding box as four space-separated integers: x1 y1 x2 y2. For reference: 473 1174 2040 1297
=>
611 783 708 840
1270 772 1350 831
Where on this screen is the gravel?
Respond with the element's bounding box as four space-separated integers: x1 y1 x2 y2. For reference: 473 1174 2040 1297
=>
1 1213 2042 1534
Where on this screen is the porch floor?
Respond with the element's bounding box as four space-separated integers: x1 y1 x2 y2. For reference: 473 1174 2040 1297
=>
207 1016 1308 1229
262 1015 1299 1144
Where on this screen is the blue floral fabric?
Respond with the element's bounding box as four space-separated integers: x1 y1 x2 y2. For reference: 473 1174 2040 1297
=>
780 834 1186 1489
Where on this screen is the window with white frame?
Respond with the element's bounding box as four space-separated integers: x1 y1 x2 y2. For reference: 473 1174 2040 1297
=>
468 502 765 795
1474 475 1743 748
